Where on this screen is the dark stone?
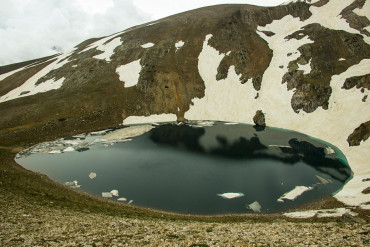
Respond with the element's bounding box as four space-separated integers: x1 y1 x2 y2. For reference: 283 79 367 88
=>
341 213 366 224
363 95 368 102
253 110 266 127
347 121 370 146
342 74 370 90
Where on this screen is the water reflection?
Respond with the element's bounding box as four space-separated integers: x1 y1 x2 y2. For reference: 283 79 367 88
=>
16 121 352 215
150 123 351 183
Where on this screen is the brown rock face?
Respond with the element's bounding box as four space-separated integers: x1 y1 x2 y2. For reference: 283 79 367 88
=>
253 110 266 127
0 1 369 146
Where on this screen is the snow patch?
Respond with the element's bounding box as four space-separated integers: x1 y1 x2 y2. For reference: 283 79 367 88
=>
353 1 370 19
0 48 75 103
123 114 177 125
93 37 122 62
80 31 124 54
284 208 358 218
298 59 311 74
175 40 185 52
116 59 142 87
141 42 155 48
277 186 313 202
339 58 346 61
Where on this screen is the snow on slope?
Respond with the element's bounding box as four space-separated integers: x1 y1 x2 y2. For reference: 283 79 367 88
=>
93 37 122 62
0 48 76 103
116 59 142 87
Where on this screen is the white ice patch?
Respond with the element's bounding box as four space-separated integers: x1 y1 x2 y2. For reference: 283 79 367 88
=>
175 40 185 52
284 208 358 218
0 48 76 103
277 186 313 202
65 180 81 188
63 147 75 152
103 125 154 141
102 192 113 198
116 59 142 88
217 192 244 199
248 201 262 212
316 175 331 185
325 146 335 155
110 190 119 197
141 42 155 48
339 58 346 61
117 197 127 202
123 114 177 125
93 37 122 62
89 172 97 179
48 150 62 154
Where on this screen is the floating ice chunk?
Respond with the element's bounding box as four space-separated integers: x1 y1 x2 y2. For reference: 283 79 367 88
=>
102 125 153 142
48 150 62 154
89 172 97 179
316 175 331 185
63 147 75 152
90 130 108 136
117 197 127 202
224 122 238 125
325 147 335 155
65 180 80 188
217 192 244 199
277 186 313 202
110 190 119 197
248 201 261 212
141 42 155 48
102 192 113 198
128 200 133 204
65 180 78 186
175 40 185 52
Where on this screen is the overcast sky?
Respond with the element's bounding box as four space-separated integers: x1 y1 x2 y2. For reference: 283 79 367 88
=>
0 0 286 66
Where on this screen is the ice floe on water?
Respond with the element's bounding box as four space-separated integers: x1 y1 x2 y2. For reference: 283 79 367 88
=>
217 192 244 199
65 180 81 189
316 175 332 185
277 186 313 202
247 201 262 213
117 197 127 202
102 192 113 198
89 172 97 179
16 124 156 158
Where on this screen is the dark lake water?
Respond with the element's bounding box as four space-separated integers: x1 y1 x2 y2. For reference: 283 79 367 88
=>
16 121 352 215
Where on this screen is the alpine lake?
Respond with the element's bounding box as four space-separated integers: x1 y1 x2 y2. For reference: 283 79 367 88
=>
16 121 352 215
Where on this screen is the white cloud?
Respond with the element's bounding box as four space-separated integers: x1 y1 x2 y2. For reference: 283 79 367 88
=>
0 0 149 65
0 0 286 66
134 0 286 20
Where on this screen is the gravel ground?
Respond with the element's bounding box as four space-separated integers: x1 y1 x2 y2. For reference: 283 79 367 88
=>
1 191 369 247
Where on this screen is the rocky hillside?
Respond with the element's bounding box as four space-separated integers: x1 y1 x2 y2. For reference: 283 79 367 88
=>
0 0 369 210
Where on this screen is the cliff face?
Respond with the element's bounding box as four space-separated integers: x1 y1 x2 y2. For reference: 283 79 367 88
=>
0 0 369 208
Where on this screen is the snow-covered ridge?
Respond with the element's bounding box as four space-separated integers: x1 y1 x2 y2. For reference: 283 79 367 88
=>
0 48 76 103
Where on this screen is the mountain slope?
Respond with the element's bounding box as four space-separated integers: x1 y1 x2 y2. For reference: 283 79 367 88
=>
0 0 369 211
